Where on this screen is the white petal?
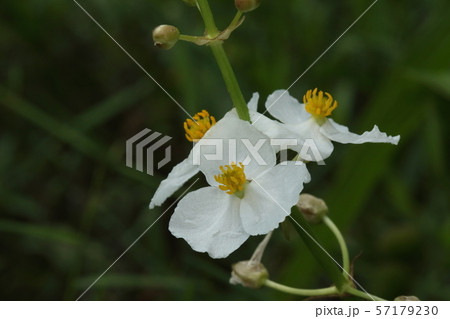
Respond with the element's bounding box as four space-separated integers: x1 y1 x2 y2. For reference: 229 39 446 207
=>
320 118 400 145
247 92 259 111
195 116 276 185
149 151 199 209
216 108 239 123
150 109 239 209
240 161 310 235
227 102 299 154
287 118 334 162
249 110 301 153
169 187 249 258
264 89 310 124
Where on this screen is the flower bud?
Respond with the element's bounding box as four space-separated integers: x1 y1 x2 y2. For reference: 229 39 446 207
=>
297 193 328 224
230 232 271 288
230 261 269 288
182 0 197 6
394 295 420 301
235 0 261 12
152 25 180 50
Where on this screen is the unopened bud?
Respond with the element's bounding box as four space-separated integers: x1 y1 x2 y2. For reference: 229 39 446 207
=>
230 232 271 288
230 261 268 288
297 193 328 224
394 296 420 301
235 0 261 12
152 25 180 50
182 0 196 6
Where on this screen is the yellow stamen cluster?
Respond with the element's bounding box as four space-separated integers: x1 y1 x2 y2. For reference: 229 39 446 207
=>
184 110 216 142
303 88 338 118
214 162 247 195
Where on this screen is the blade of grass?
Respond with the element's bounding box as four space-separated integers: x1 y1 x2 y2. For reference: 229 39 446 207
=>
75 274 192 291
0 84 158 188
327 6 450 227
0 186 45 219
406 70 450 101
0 218 83 246
74 79 152 131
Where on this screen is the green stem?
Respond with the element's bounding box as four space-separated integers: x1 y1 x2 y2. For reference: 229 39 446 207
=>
323 216 350 279
265 280 338 297
228 11 243 29
290 206 348 291
179 34 205 42
265 280 386 301
209 44 250 121
196 0 219 37
346 287 386 301
196 0 250 121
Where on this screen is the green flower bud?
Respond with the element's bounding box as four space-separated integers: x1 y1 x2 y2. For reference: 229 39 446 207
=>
182 0 197 6
230 261 269 288
394 296 421 301
297 193 328 224
235 0 261 12
152 25 180 50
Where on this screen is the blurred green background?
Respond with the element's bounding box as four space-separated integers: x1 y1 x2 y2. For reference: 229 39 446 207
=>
1 0 449 300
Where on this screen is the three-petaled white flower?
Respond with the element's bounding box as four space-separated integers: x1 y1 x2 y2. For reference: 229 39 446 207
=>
149 95 284 209
149 109 218 209
250 89 400 162
168 116 310 258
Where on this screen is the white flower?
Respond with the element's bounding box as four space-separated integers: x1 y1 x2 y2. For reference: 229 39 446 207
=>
169 119 310 258
247 92 294 153
149 95 288 209
149 109 225 209
251 88 400 162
